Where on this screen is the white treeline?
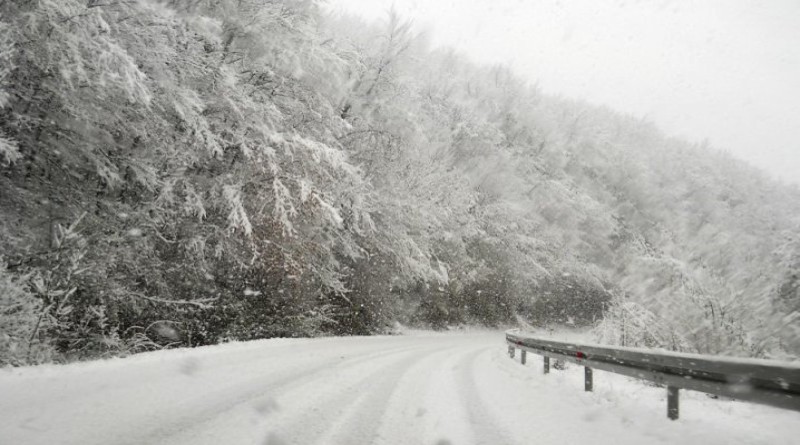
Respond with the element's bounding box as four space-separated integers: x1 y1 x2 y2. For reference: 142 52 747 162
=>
0 0 797 366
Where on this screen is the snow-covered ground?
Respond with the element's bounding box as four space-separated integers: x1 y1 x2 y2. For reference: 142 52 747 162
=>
1 330 797 445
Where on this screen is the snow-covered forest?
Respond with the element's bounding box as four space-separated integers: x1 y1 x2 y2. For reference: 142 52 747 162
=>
1 0 798 366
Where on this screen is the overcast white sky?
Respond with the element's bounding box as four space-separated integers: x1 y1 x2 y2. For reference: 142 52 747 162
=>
326 0 800 185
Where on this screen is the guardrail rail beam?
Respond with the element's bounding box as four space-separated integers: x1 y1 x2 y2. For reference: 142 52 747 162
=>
505 329 800 420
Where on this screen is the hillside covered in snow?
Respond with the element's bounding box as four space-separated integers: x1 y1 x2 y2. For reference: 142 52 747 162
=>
1 0 798 366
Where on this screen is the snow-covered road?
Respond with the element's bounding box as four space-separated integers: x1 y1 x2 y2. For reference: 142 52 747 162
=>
1 331 797 445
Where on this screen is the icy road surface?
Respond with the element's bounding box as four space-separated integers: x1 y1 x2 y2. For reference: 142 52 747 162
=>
1 331 797 445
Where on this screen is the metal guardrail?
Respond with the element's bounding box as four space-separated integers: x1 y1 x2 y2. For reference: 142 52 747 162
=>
505 329 800 420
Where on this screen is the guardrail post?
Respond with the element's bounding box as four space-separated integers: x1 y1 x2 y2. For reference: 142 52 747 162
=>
544 356 550 374
521 350 527 365
508 345 515 358
585 367 593 391
667 386 679 420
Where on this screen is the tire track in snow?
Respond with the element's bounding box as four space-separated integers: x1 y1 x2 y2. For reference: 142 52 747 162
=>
315 344 463 445
5 342 423 445
133 342 434 445
374 339 490 445
256 343 457 445
455 346 520 445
